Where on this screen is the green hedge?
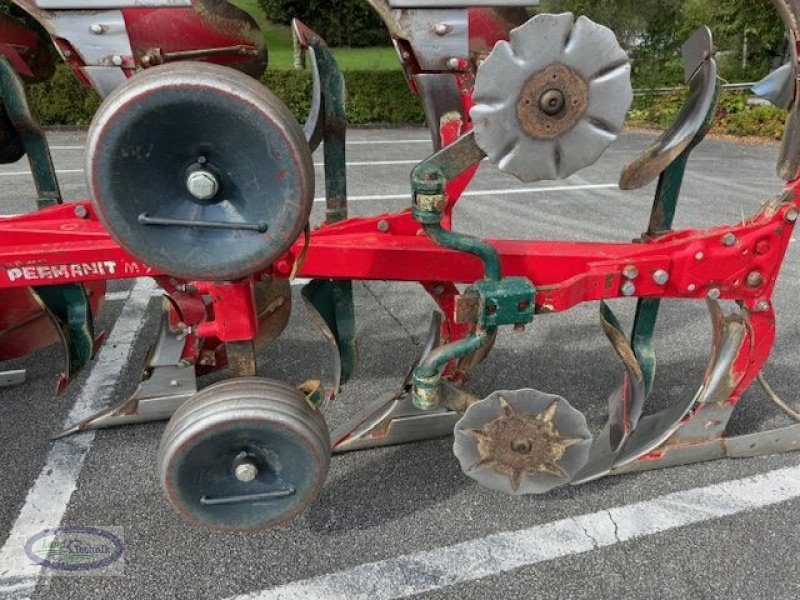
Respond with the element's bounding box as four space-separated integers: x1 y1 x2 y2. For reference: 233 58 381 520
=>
25 64 788 140
25 65 425 127
629 89 787 140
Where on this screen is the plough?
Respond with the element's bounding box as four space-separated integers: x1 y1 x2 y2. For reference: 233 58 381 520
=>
1 0 800 530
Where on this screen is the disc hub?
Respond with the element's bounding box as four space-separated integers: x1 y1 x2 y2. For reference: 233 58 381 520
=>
453 389 593 495
186 168 220 202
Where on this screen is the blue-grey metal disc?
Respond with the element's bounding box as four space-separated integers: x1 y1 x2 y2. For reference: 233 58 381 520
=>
471 13 632 183
86 62 314 281
158 378 329 531
454 388 592 495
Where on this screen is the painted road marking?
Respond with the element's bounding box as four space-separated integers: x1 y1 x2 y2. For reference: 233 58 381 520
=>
0 279 154 600
313 183 618 203
228 462 800 600
0 161 425 176
44 139 432 151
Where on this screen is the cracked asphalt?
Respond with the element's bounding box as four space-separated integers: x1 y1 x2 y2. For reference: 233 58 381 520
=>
1 127 800 599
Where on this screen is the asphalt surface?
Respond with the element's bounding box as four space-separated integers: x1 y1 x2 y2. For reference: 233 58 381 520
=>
1 127 799 599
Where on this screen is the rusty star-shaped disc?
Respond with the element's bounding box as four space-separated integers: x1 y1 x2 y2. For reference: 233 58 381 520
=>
453 389 592 495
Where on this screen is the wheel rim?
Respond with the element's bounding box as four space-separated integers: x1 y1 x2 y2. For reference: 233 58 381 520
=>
86 63 314 281
159 378 329 531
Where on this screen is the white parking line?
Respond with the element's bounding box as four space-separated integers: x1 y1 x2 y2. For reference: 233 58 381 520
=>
0 279 154 600
229 462 800 600
0 161 423 176
44 139 431 151
313 183 617 203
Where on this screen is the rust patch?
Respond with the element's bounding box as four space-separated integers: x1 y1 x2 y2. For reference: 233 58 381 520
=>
516 64 588 140
468 397 582 491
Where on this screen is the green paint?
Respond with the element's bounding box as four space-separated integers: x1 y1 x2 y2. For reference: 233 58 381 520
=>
631 74 721 399
0 57 61 209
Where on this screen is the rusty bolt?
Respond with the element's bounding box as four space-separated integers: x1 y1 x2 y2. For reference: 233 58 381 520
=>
234 462 258 483
73 204 88 219
652 270 669 285
621 281 636 297
694 251 705 261
514 324 526 333
722 233 737 247
756 300 770 312
707 287 721 301
622 265 639 280
434 23 452 36
746 271 764 288
486 304 498 315
377 219 390 233
786 208 799 223
186 170 219 201
433 283 445 296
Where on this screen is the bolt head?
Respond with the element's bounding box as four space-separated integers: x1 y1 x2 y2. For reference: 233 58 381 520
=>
688 284 697 292
111 55 123 66
653 269 669 286
694 251 705 261
73 204 88 219
377 219 390 233
623 265 639 280
621 281 636 297
756 300 770 312
434 23 451 35
186 170 219 201
89 23 104 34
746 271 764 288
722 233 737 247
234 462 258 483
447 57 462 70
539 89 566 116
786 208 799 223
707 287 721 301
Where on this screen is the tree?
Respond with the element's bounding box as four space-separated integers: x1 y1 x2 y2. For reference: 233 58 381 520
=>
259 0 390 47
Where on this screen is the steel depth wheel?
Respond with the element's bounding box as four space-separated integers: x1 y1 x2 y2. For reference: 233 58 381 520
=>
86 62 314 282
158 378 329 532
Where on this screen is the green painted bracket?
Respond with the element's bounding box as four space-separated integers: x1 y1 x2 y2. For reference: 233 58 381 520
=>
301 279 357 388
294 23 358 388
631 71 721 399
0 56 61 208
34 284 96 386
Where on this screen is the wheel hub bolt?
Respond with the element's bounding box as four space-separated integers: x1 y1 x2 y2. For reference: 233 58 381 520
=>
186 170 220 202
539 89 566 116
234 462 258 483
